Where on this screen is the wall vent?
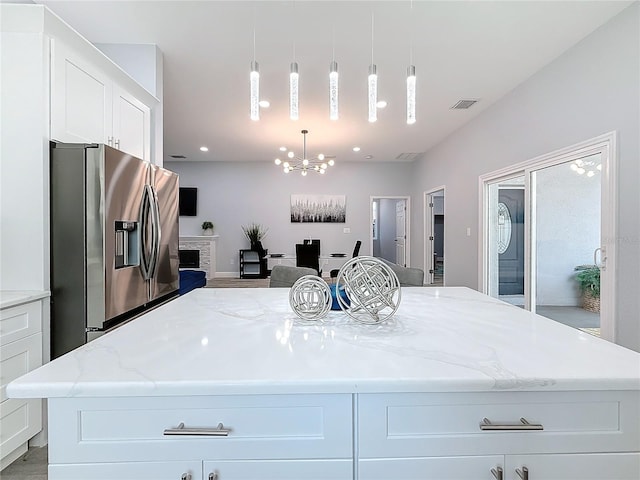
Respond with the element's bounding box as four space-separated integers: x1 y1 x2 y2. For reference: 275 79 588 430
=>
451 99 479 109
395 152 423 161
170 154 187 159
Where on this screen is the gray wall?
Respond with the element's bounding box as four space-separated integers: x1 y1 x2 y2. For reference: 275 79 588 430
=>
410 4 639 351
167 161 412 275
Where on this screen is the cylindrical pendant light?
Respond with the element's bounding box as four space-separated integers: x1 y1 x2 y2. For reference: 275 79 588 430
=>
329 60 339 120
250 60 260 121
368 64 378 123
406 64 416 125
290 62 299 121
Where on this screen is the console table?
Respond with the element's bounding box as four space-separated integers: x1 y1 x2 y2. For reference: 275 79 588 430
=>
178 235 218 279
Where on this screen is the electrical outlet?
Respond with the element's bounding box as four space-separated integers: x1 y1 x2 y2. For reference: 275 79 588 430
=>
466 227 471 236
230 258 235 264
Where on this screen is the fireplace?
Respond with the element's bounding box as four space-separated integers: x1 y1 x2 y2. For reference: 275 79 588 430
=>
179 249 200 268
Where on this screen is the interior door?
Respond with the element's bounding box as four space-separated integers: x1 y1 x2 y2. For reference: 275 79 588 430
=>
395 200 406 266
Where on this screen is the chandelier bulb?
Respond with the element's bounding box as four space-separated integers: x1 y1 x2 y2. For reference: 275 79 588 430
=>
317 153 325 161
274 158 281 165
302 158 309 166
328 159 335 166
301 170 307 176
287 151 295 159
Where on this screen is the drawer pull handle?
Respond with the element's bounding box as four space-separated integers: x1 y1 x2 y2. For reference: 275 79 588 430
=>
516 467 529 480
209 473 218 480
164 422 231 436
491 466 503 480
181 474 191 480
480 417 543 431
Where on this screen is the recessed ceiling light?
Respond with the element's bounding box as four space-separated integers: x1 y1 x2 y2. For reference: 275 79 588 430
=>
259 100 270 108
352 146 361 152
376 100 387 108
200 146 209 152
279 146 287 152
365 155 374 159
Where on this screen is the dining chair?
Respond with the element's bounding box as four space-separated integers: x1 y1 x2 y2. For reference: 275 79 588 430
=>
330 240 362 282
295 243 321 276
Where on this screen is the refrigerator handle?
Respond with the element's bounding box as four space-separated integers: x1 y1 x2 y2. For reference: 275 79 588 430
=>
139 185 155 280
148 185 162 279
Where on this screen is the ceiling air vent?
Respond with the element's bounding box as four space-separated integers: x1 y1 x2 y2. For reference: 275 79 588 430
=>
451 99 479 110
170 154 187 159
395 152 423 161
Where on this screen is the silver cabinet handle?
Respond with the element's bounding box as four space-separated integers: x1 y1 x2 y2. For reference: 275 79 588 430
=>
107 136 113 146
480 417 543 431
209 473 218 480
164 422 231 436
516 467 529 480
181 474 191 480
115 138 120 149
491 466 503 480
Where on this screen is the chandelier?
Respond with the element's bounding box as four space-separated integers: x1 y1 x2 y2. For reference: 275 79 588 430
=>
274 130 335 176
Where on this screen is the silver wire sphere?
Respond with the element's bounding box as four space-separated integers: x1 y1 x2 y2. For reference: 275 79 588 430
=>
336 256 401 324
289 275 332 321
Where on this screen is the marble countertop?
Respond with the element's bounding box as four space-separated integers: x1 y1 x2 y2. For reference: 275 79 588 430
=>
0 290 50 309
8 287 640 399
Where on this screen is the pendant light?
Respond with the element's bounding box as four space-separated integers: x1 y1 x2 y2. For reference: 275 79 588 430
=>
329 26 339 120
368 13 377 123
406 1 416 125
250 21 260 121
289 2 299 121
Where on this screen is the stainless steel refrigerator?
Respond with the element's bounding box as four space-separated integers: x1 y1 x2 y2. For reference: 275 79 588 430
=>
50 143 179 358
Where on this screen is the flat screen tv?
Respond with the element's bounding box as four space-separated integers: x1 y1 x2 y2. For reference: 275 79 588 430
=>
179 187 197 216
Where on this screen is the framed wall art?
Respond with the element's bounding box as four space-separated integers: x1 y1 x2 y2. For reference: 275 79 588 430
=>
291 194 346 223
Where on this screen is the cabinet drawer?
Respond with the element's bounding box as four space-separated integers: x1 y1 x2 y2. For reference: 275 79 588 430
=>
0 300 42 346
204 459 353 479
358 391 640 457
49 461 202 480
49 394 353 463
1 333 42 402
0 397 42 458
505 453 640 480
359 456 503 480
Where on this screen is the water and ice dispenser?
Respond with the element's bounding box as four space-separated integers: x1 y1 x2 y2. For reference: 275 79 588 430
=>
114 221 140 268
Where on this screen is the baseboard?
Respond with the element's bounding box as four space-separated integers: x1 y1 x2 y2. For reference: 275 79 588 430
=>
215 271 241 278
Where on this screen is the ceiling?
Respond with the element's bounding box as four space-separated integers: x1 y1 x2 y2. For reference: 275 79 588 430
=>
35 0 632 165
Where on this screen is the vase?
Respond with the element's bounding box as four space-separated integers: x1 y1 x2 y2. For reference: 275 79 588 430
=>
251 240 266 257
203 228 213 236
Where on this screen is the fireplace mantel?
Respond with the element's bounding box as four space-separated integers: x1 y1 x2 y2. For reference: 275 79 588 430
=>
178 235 218 279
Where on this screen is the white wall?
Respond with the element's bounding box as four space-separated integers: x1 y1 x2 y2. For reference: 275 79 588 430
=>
166 160 412 275
410 4 639 351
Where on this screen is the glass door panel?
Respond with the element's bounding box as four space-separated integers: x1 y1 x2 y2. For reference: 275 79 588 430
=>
531 153 601 334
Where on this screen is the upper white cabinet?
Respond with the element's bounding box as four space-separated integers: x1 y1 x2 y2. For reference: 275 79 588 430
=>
51 39 151 161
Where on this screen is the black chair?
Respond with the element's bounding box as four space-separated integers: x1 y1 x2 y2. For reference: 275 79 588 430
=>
295 243 321 276
303 238 321 255
330 240 362 281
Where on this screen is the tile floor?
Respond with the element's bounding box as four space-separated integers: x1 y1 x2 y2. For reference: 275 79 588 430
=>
1 447 47 480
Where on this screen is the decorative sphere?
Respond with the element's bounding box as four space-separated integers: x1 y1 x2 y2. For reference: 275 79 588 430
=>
289 275 332 321
336 256 401 324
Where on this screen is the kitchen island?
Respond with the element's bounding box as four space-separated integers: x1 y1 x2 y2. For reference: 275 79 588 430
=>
8 287 640 479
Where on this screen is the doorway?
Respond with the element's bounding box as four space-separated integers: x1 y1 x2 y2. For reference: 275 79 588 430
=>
371 196 410 266
424 187 445 285
480 133 616 341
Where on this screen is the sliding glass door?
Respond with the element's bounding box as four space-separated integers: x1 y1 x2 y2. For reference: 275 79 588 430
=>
481 134 616 341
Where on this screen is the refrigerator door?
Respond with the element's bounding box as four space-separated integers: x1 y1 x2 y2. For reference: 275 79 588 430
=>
102 145 149 320
150 165 180 300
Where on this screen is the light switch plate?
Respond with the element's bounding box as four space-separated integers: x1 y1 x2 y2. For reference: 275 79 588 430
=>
343 227 351 234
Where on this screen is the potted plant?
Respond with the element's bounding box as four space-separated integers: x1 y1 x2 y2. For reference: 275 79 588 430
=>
242 223 268 256
574 264 600 313
201 221 214 235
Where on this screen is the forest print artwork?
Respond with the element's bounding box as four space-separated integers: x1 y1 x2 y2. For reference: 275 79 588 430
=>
290 194 346 223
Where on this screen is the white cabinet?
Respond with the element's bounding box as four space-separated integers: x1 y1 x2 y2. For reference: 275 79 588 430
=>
0 298 44 470
358 391 640 480
49 461 202 479
47 394 353 480
51 38 151 161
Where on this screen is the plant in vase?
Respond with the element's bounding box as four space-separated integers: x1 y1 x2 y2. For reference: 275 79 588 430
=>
242 223 268 256
574 264 600 313
201 221 214 235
